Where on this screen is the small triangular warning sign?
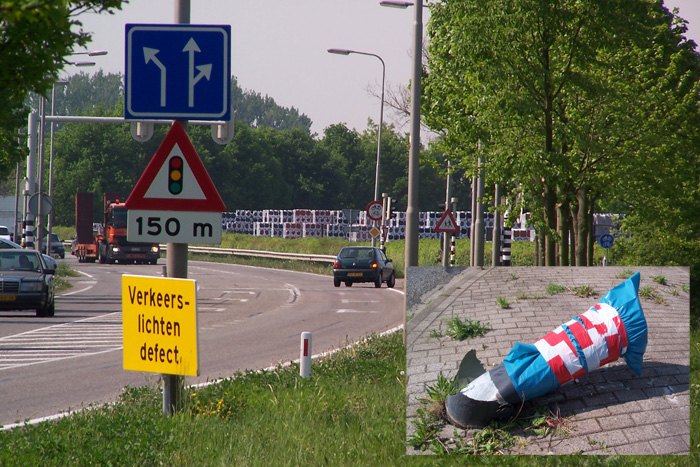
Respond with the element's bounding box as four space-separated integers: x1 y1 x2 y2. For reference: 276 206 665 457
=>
125 121 225 212
434 209 460 234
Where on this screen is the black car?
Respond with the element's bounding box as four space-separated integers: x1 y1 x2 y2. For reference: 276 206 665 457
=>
332 246 395 288
0 250 56 317
39 233 66 259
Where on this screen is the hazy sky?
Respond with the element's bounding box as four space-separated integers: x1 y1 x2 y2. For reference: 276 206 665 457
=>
72 0 699 136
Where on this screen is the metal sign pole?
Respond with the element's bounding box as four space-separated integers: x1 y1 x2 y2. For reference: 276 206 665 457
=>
162 0 191 417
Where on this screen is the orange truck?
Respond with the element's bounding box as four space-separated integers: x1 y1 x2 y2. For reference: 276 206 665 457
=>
72 192 160 264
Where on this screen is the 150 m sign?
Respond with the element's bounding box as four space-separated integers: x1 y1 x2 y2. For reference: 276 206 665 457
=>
127 210 222 244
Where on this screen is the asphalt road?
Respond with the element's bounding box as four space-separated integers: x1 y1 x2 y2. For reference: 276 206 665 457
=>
0 255 404 427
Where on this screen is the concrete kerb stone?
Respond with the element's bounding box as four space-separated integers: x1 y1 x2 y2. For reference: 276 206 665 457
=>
406 266 690 456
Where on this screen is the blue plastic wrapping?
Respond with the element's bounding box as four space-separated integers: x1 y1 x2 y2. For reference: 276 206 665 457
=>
502 273 647 401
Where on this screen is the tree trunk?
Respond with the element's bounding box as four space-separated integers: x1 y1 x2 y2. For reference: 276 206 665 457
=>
587 201 595 267
557 193 570 266
544 185 557 266
576 187 588 266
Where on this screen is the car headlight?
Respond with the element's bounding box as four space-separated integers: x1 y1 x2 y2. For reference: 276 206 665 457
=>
111 246 120 253
151 245 159 253
20 281 44 292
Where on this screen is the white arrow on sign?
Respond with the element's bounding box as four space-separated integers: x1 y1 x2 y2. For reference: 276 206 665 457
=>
183 38 212 108
143 47 166 107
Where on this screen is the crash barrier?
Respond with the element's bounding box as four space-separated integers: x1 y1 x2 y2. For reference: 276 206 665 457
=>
184 245 336 263
445 273 647 428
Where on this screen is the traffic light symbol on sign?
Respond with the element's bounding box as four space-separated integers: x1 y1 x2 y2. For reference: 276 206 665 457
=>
168 156 183 195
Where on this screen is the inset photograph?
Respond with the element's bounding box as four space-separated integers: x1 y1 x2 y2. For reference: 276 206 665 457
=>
406 266 690 455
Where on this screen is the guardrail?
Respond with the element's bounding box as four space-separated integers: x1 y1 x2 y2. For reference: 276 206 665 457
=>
63 241 337 264
182 245 337 264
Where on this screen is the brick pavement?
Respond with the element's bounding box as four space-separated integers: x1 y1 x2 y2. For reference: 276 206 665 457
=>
406 266 690 455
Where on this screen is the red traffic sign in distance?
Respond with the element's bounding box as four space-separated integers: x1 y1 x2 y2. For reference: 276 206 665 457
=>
366 200 383 221
434 209 460 234
125 121 225 212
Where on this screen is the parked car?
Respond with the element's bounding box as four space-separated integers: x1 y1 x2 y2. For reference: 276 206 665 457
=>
0 249 56 317
38 233 66 259
0 237 59 271
332 246 395 288
0 226 11 242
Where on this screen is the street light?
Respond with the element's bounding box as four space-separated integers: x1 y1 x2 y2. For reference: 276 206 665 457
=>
46 80 69 251
35 52 106 253
328 48 386 247
381 0 423 267
380 1 415 7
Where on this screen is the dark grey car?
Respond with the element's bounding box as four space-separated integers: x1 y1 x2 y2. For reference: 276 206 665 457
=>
39 233 66 259
0 250 56 317
332 246 395 288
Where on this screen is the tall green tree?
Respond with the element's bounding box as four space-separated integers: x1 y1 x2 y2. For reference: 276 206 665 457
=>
423 0 700 266
0 0 124 177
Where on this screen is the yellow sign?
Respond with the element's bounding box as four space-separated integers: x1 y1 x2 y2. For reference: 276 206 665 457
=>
122 274 199 376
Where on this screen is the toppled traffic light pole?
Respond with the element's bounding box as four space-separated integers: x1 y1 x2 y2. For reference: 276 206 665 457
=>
446 273 648 428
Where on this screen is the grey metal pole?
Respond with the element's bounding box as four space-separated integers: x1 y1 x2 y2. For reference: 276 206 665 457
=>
163 0 191 417
442 160 452 267
47 82 66 253
470 174 477 266
450 197 457 266
492 184 501 267
473 158 485 267
405 0 422 268
13 164 20 243
403 0 423 344
37 97 46 252
25 113 38 248
327 48 385 247
372 56 386 247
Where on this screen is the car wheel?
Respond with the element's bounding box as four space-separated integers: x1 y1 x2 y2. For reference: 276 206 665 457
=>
374 274 382 288
46 300 55 317
387 273 395 288
345 280 353 287
36 295 55 317
334 277 341 287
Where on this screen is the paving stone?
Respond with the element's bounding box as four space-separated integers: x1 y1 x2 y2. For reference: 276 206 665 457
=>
405 266 690 456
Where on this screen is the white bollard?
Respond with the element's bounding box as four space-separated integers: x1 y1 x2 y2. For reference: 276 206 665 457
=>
300 332 312 378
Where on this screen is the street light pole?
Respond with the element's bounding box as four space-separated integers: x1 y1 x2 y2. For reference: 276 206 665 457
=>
405 0 423 268
47 80 68 254
328 48 386 247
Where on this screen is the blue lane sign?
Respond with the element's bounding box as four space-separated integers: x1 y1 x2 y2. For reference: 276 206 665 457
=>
599 233 614 249
125 24 231 120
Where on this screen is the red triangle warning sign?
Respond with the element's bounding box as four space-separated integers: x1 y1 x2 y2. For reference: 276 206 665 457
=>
434 209 460 234
125 121 226 212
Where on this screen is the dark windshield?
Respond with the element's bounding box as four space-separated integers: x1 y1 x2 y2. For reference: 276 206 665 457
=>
111 207 127 227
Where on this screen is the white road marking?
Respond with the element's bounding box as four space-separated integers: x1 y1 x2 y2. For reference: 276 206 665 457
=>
0 312 123 371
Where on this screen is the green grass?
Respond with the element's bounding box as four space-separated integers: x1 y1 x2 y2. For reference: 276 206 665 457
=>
444 316 491 341
2 330 697 464
546 283 569 295
54 261 81 293
1 332 407 465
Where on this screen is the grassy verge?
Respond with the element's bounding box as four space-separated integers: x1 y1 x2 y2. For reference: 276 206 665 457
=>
3 329 694 465
1 332 407 465
53 261 80 293
187 252 335 276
